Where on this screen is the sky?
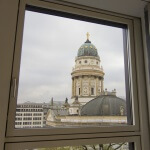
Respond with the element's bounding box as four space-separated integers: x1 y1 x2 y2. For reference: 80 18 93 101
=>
17 10 126 103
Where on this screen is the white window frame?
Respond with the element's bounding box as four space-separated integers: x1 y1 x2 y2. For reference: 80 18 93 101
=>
6 0 139 136
2 0 149 149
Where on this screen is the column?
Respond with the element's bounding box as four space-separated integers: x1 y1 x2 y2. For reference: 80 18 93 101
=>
74 77 76 96
96 77 99 96
101 79 104 92
80 76 82 96
72 78 74 97
88 76 91 96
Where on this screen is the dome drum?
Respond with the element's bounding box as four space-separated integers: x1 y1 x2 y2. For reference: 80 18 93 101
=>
75 57 101 68
75 56 100 62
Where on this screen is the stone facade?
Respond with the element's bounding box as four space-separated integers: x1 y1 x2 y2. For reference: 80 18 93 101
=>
46 33 127 128
15 102 50 128
46 115 127 127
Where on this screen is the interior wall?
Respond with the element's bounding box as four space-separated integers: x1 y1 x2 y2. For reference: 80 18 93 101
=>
0 0 19 149
62 0 147 17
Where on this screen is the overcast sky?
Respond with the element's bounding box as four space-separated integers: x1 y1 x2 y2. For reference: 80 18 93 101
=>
17 10 126 103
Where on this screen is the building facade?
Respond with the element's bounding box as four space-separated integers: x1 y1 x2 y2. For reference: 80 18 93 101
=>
46 33 127 126
15 102 50 128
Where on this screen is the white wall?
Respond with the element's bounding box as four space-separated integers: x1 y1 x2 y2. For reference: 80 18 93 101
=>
62 0 147 17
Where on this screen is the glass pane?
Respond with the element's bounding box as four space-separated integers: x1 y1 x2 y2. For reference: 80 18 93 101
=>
15 9 131 129
24 142 134 150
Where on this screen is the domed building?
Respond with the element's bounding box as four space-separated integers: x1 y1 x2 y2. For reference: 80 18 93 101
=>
46 33 127 127
71 33 104 105
81 90 126 116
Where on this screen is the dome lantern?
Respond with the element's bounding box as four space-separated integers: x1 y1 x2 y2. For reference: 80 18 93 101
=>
86 32 90 40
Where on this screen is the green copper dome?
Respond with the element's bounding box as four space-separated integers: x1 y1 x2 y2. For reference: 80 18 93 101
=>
81 95 126 116
77 39 99 57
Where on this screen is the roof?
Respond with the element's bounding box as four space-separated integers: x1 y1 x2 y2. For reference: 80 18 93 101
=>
81 94 126 116
50 109 69 116
77 40 99 57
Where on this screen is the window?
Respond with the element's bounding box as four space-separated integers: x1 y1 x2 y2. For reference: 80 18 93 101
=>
79 88 80 95
91 88 94 95
13 8 133 129
8 1 135 132
4 0 148 149
5 136 141 150
33 117 41 120
23 117 32 120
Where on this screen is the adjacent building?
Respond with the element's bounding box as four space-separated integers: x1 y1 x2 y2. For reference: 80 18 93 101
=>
15 102 50 128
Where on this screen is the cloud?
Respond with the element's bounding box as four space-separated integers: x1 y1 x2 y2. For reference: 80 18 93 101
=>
17 10 126 103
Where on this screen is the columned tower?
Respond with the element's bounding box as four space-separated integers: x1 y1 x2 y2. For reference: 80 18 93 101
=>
71 33 105 105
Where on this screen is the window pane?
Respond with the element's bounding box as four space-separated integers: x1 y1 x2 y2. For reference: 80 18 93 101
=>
15 9 131 129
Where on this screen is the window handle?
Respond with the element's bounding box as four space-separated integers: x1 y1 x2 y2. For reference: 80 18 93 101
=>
12 78 17 98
